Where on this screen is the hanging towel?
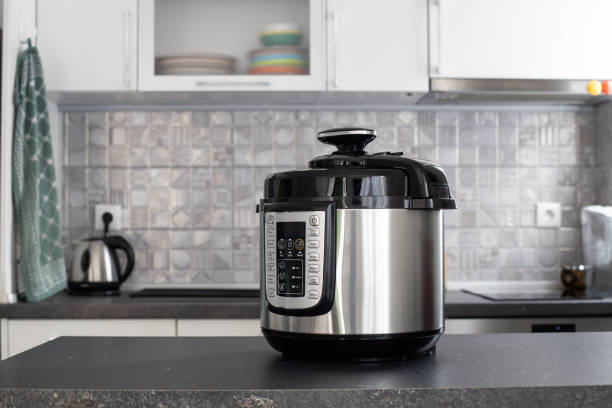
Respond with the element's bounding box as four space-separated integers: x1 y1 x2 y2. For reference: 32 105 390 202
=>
12 40 66 302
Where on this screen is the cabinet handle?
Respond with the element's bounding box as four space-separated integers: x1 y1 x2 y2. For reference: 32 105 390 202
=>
194 80 271 86
329 11 340 88
122 9 131 88
429 0 442 75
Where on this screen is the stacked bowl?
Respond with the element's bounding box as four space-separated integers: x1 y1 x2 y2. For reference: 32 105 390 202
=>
248 23 308 75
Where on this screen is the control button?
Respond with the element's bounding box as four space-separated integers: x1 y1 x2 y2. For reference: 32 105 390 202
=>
307 290 319 299
267 240 275 248
307 276 320 285
267 275 276 283
266 252 275 261
267 289 276 298
266 228 275 236
308 264 320 272
287 239 294 250
307 240 320 248
279 283 286 292
278 239 286 250
266 214 274 225
266 264 275 272
279 272 286 280
308 252 320 261
295 239 305 251
309 215 320 226
308 228 320 236
278 261 286 269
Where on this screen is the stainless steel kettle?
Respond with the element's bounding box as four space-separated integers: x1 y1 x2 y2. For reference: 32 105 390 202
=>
68 235 135 292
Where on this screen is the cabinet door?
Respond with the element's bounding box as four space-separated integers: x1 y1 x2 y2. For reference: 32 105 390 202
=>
37 0 138 91
6 319 175 358
177 319 262 337
139 0 325 91
430 0 612 79
327 0 428 91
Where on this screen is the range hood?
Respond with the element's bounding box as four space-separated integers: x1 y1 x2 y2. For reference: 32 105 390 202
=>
419 78 610 106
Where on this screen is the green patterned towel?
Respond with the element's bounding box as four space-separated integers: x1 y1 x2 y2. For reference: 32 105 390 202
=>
12 41 66 302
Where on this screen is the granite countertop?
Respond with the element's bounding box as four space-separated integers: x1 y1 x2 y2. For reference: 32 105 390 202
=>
0 333 611 407
1 290 612 319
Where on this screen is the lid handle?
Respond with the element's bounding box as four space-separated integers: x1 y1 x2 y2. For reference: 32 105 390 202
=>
317 127 376 156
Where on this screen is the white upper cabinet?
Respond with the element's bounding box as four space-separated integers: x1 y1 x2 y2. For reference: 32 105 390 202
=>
37 0 138 92
429 0 612 79
139 0 325 91
327 0 428 91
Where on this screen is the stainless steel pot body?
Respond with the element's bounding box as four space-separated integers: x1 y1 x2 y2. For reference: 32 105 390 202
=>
260 208 444 335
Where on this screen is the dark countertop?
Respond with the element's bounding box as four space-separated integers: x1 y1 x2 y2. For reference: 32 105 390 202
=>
0 291 260 319
1 334 611 407
1 289 612 320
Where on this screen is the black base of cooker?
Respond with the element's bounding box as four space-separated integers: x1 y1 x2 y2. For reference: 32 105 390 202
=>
261 328 443 362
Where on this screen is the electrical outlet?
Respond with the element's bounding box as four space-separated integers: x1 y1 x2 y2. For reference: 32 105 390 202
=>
94 204 122 231
536 202 561 228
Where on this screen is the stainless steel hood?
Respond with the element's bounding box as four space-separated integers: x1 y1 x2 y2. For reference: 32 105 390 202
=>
420 78 609 106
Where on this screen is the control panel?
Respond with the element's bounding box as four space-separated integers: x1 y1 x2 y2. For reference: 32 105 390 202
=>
264 210 325 310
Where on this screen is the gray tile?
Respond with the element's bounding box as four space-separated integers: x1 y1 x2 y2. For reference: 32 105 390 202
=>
62 107 592 285
417 126 436 145
296 110 315 126
110 112 128 126
438 126 457 146
109 146 129 167
130 209 149 229
499 147 517 165
191 127 211 147
172 249 192 270
128 127 150 146
478 146 497 165
87 168 107 189
90 126 108 146
211 111 232 126
151 147 170 166
192 111 210 127
255 110 275 125
499 127 518 146
376 111 398 126
274 111 295 126
110 128 126 145
88 147 108 166
171 209 190 228
151 209 170 228
397 111 417 125
130 111 151 126
130 147 150 167
500 112 519 127
459 146 478 166
518 146 538 166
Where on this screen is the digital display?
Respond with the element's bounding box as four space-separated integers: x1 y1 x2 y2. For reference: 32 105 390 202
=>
276 222 306 296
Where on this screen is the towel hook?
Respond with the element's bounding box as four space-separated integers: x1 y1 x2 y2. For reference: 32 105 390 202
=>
18 6 37 44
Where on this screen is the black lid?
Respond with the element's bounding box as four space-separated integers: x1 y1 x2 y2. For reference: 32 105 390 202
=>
263 127 456 210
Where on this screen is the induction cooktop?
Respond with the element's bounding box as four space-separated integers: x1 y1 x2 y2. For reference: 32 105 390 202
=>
462 289 602 301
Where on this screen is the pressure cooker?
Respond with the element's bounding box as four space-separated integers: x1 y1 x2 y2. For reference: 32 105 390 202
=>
258 127 456 360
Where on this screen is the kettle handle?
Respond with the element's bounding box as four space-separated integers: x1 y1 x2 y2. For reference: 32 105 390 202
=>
104 236 135 283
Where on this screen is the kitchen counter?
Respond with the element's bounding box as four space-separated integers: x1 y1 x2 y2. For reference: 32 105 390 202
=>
0 333 611 407
0 290 611 319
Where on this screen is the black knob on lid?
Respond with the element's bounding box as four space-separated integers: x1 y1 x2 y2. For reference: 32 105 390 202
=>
317 127 376 156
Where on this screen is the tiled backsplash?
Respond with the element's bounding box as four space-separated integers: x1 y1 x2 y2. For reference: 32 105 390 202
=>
62 109 596 285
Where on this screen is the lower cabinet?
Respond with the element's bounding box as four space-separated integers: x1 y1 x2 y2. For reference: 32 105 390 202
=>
176 319 261 337
0 318 261 359
2 319 175 359
445 317 612 334
4 317 612 359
